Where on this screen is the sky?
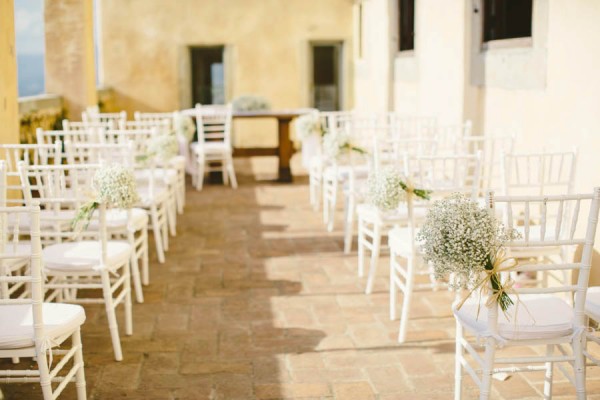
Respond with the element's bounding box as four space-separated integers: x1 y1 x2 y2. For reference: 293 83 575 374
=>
14 0 44 55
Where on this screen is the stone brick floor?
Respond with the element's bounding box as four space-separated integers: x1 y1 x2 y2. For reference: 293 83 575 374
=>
1 157 599 399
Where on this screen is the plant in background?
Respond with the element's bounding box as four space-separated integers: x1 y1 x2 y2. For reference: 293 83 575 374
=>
366 167 431 211
232 95 271 112
175 114 196 143
322 129 367 160
294 112 326 141
72 165 140 231
417 193 520 313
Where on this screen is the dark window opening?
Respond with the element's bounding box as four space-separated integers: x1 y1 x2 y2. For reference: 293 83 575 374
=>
312 44 341 111
483 0 533 42
399 0 415 51
190 46 225 105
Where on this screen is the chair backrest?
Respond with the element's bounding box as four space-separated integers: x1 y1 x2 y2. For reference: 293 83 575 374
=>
102 128 157 159
65 140 136 166
488 188 600 330
459 133 515 192
0 143 63 202
194 103 233 147
119 119 171 134
372 136 438 173
387 114 437 139
502 149 578 197
63 119 114 132
435 121 473 154
406 152 483 200
134 111 176 130
82 110 127 125
0 203 44 324
37 127 99 146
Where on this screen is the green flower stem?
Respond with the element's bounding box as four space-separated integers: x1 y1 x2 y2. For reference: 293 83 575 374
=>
485 254 514 312
71 201 99 232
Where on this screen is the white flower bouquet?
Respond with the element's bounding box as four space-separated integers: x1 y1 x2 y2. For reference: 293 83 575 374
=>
322 129 367 160
232 95 271 112
366 167 431 211
72 164 140 231
417 194 520 312
175 114 196 143
147 133 179 163
294 113 326 141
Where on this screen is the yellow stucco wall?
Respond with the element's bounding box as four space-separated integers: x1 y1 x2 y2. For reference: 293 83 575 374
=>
0 0 19 145
99 0 354 147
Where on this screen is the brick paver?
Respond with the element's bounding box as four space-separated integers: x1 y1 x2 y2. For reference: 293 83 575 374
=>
1 157 599 399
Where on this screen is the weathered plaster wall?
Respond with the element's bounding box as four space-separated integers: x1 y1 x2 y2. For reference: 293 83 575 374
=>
0 0 19 145
44 0 98 120
100 0 354 147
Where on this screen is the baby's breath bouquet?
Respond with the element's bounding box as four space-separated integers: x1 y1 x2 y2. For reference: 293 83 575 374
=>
232 95 271 112
322 129 367 160
148 133 179 163
175 114 196 143
417 194 520 312
295 113 326 141
72 165 140 231
366 167 431 211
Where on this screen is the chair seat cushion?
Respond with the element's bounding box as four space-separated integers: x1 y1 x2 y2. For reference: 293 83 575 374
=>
323 165 369 181
388 226 424 255
42 241 132 273
357 203 427 225
87 208 148 231
135 168 177 184
586 286 600 320
136 186 170 207
454 295 574 341
0 303 85 349
192 141 231 155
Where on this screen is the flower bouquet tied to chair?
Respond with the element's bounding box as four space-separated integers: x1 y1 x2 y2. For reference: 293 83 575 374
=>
417 193 521 314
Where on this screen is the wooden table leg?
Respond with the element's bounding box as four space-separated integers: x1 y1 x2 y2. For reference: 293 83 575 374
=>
277 117 294 182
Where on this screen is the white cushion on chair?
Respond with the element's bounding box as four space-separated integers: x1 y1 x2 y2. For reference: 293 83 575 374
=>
586 287 600 320
135 168 177 184
192 141 231 155
42 241 132 273
0 303 85 349
454 295 574 341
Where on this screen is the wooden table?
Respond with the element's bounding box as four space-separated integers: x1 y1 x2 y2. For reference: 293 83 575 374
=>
231 109 313 182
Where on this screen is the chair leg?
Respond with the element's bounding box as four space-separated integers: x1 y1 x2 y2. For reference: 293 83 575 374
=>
454 321 464 400
357 217 366 277
160 202 169 251
35 341 53 400
101 270 123 361
479 338 496 400
141 228 150 285
343 194 355 254
222 160 229 186
398 255 415 343
389 251 398 321
196 159 205 191
327 183 337 232
573 335 587 399
167 188 177 237
150 206 165 263
128 230 144 303
543 344 554 400
124 262 133 336
72 328 87 400
365 223 381 294
227 157 238 189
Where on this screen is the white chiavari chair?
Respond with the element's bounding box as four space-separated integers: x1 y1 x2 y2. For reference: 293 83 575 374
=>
120 118 186 214
347 135 437 254
501 149 578 288
101 129 172 263
18 163 134 362
460 133 516 193
454 188 600 400
191 103 237 190
82 110 127 126
36 127 99 147
322 113 377 232
585 286 600 367
388 152 483 343
0 202 88 400
63 119 114 132
64 141 149 302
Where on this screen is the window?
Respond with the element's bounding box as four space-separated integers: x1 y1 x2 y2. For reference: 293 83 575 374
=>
398 0 415 52
483 0 533 42
190 46 225 105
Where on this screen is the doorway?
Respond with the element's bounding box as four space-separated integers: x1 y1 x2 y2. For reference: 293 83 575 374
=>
310 43 342 111
190 46 225 105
